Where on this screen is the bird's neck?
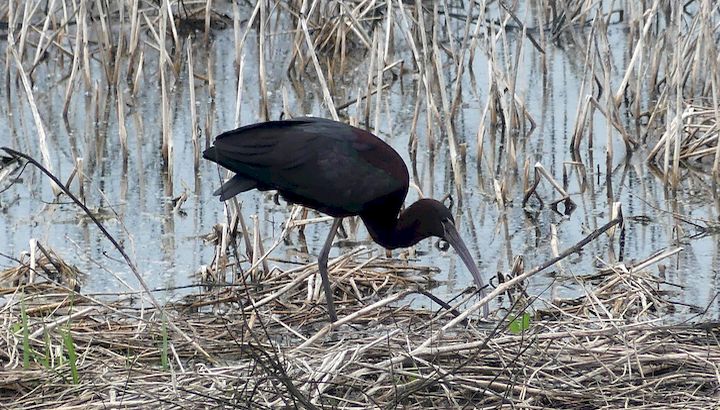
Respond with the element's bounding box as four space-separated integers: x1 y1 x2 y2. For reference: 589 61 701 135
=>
361 207 426 250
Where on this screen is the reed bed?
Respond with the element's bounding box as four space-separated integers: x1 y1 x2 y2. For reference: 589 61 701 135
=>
1 242 718 408
2 1 720 408
2 0 719 232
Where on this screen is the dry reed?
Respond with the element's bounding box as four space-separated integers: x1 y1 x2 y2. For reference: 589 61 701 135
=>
1 239 716 408
2 1 720 408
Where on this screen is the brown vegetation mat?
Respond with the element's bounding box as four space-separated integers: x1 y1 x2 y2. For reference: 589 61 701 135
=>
1 248 718 409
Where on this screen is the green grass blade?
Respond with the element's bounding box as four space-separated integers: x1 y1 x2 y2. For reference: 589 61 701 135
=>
63 330 79 384
161 316 169 371
20 299 30 368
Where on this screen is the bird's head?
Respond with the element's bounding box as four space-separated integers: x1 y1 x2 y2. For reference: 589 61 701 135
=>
402 199 487 309
402 198 456 240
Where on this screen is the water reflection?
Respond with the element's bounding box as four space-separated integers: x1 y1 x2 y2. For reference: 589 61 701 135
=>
0 3 718 320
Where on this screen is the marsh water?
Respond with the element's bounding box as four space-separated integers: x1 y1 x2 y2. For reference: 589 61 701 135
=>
1 4 719 319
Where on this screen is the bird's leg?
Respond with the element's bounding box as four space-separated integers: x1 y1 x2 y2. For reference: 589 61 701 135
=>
318 218 341 322
337 218 348 239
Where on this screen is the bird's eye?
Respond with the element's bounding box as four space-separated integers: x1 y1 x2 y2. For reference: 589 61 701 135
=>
443 195 454 211
436 239 450 251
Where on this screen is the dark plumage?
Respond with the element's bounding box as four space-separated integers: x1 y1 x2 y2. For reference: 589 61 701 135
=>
204 117 488 321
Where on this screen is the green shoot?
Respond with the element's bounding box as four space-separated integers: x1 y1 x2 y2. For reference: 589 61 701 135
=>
20 299 30 368
63 329 79 384
508 312 532 334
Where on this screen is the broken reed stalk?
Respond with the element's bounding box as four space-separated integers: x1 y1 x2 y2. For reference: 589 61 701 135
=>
712 46 720 177
613 0 659 107
214 221 229 280
449 0 477 119
30 0 56 75
413 0 438 176
364 30 377 128
204 0 213 44
505 5 525 138
16 1 34 60
187 38 199 171
245 214 260 283
258 0 269 121
382 0 393 69
95 0 113 84
595 16 618 172
661 7 679 185
233 2 241 67
301 17 339 120
114 8 130 83
10 47 60 196
128 0 140 61
373 24 384 135
80 0 91 88
131 49 144 97
249 214 270 280
116 77 128 159
163 0 180 65
28 237 36 283
158 2 173 192
235 0 261 124
234 202 254 268
570 16 597 156
533 162 572 200
62 2 82 118
697 0 720 174
431 3 464 206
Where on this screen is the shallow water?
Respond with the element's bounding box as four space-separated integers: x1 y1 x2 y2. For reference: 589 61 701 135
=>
1 4 718 319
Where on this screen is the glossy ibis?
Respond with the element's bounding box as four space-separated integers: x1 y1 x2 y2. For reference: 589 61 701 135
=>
203 117 488 322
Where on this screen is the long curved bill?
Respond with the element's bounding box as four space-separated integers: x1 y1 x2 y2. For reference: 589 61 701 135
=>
443 221 490 318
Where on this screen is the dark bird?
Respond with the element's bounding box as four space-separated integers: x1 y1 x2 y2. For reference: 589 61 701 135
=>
203 117 488 322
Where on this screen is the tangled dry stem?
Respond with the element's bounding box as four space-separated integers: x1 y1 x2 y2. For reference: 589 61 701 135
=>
2 0 720 408
1 244 718 409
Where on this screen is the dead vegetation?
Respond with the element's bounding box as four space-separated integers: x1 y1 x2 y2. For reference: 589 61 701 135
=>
1 241 718 408
2 0 720 408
